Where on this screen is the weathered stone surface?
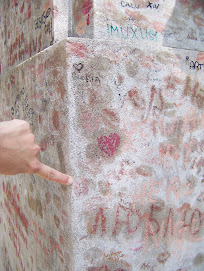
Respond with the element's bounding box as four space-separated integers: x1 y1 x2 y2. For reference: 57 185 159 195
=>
0 38 203 270
71 0 204 51
0 40 73 271
1 0 203 75
0 0 69 74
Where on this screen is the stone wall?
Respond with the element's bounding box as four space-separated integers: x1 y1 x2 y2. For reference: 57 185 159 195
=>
0 1 204 271
0 0 68 74
71 0 204 51
0 40 74 271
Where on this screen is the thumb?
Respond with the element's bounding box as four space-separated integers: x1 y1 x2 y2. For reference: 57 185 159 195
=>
35 163 73 185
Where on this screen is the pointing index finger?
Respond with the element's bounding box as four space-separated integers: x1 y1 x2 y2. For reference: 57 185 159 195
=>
35 163 73 185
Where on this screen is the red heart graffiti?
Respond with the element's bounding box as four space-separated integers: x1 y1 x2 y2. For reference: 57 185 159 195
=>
97 133 120 157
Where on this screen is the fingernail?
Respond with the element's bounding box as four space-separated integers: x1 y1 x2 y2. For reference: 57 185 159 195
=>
67 176 73 185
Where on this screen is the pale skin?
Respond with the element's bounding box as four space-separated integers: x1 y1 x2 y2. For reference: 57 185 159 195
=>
0 119 73 185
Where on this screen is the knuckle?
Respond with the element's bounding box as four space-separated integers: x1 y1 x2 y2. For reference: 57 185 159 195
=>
33 144 41 154
29 160 41 173
36 145 41 153
22 120 31 131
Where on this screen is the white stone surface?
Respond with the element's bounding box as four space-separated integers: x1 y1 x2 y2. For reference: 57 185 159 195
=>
0 38 203 270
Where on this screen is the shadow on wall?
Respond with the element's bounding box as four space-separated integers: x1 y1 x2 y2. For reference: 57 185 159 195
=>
163 0 204 51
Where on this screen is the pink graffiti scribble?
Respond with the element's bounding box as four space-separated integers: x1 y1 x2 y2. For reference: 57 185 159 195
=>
67 42 88 57
74 178 89 197
61 210 69 224
20 2 24 13
81 0 93 15
131 246 143 252
97 133 120 157
87 14 90 26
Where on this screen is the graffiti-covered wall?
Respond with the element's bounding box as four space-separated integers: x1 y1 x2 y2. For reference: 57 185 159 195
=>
71 0 204 51
0 0 69 74
0 1 203 271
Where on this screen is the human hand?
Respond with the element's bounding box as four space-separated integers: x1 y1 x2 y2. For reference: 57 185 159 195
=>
0 119 73 185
